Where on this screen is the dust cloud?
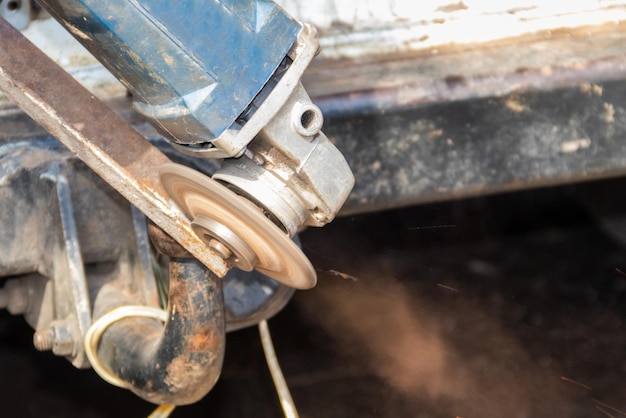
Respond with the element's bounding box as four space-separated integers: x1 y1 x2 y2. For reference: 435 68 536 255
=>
296 272 584 418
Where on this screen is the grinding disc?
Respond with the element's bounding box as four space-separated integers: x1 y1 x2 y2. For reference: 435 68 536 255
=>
159 163 316 289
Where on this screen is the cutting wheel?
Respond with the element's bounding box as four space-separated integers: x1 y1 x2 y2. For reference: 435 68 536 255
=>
159 163 316 289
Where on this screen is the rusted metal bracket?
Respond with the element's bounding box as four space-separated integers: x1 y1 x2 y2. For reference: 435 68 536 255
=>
0 17 228 278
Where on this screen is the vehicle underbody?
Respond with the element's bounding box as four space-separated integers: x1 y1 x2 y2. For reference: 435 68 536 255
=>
1 1 626 416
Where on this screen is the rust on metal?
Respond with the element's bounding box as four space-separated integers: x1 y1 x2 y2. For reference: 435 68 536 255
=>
97 257 225 405
305 23 626 115
0 17 227 277
147 222 193 259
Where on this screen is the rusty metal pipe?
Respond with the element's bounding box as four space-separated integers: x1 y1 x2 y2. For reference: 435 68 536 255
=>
96 257 225 405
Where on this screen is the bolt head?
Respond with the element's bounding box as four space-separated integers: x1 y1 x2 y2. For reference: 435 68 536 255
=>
50 322 76 357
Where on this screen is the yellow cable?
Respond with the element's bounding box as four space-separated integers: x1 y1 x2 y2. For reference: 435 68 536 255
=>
83 305 168 388
259 319 299 418
148 404 176 418
85 310 295 417
84 306 174 417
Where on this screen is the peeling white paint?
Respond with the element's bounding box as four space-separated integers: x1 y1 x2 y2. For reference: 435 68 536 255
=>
2 0 626 108
275 0 626 60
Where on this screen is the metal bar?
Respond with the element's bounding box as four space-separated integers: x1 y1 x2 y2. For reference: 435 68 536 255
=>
43 165 92 367
131 206 161 308
329 77 626 215
0 17 227 277
307 23 626 116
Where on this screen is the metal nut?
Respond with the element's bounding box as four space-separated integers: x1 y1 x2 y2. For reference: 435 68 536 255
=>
32 321 77 356
50 320 76 357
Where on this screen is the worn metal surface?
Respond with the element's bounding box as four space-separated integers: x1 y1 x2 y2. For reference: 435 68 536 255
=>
6 76 626 218
278 1 626 60
306 23 626 116
330 78 626 215
5 18 127 109
0 17 228 278
97 257 225 405
40 164 92 365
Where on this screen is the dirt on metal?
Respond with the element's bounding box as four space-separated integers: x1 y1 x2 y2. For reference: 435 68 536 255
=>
0 17 227 278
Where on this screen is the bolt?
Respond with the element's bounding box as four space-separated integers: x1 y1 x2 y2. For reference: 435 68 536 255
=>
208 239 232 260
33 329 54 351
33 321 76 356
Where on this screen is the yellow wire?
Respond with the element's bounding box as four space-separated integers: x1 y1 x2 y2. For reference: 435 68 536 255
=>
87 309 295 418
84 306 168 388
148 404 176 418
259 319 299 418
83 306 175 418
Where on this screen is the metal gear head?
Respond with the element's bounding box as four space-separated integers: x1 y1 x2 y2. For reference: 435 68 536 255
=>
159 163 316 289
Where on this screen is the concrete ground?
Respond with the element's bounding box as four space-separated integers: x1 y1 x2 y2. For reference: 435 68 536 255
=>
1 177 626 417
